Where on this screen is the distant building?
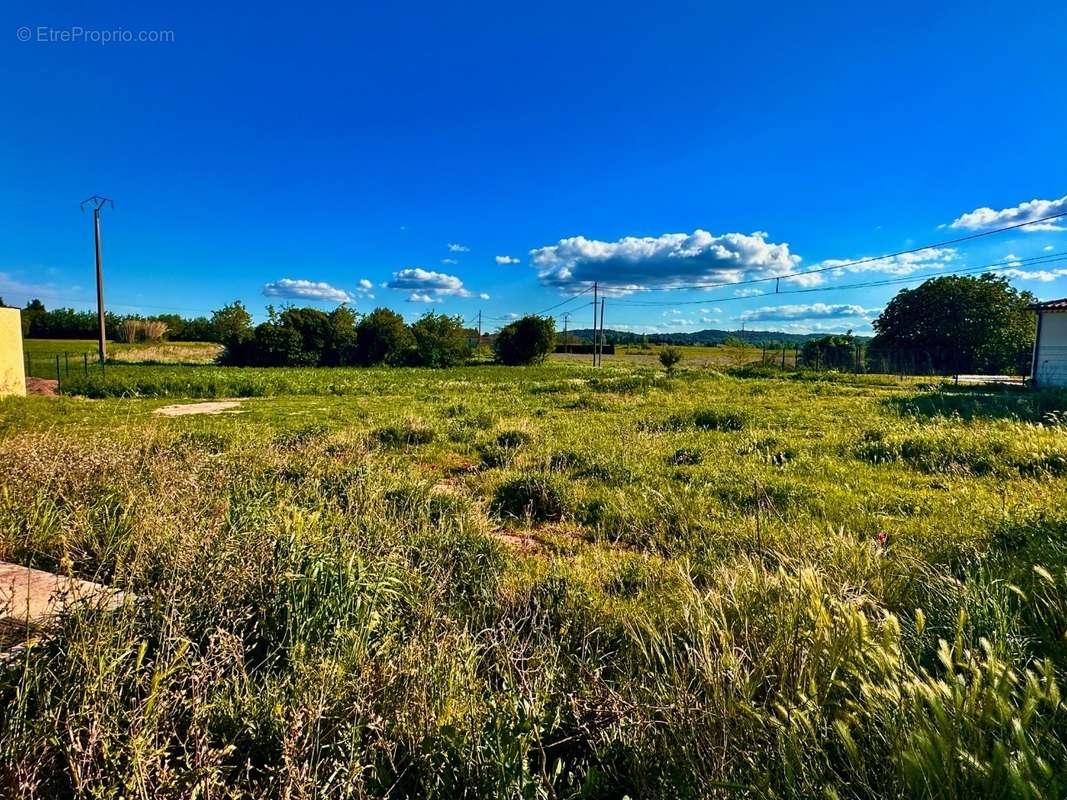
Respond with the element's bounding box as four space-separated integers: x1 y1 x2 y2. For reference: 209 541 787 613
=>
1029 298 1067 387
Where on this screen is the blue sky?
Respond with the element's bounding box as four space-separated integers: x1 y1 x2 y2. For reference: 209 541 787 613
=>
3 0 1066 334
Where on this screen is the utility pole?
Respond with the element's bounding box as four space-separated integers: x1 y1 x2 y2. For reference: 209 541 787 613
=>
561 313 570 354
81 196 114 363
477 310 482 341
591 281 598 367
598 298 606 366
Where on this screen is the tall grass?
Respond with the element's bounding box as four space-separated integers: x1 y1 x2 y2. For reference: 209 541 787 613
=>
1 365 1066 797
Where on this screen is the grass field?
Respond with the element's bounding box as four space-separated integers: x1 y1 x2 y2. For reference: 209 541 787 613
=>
555 342 796 369
2 360 1066 797
23 338 223 376
24 338 772 375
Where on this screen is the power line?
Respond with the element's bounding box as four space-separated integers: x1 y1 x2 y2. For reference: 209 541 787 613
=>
531 284 594 316
577 210 1067 298
609 251 1067 308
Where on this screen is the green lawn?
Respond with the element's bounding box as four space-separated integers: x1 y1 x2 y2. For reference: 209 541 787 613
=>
1 361 1065 797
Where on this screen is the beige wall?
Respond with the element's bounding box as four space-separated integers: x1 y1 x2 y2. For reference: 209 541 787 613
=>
0 308 27 397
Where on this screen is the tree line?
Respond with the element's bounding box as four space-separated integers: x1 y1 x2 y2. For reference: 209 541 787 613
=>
17 299 555 367
221 306 556 368
18 299 242 343
16 273 1038 374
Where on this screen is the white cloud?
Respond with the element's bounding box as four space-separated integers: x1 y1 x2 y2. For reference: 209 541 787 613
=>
769 320 874 334
358 278 373 290
530 229 802 295
948 195 1067 232
1045 245 1055 252
739 302 878 323
735 288 764 297
478 292 490 300
700 316 721 324
387 267 474 302
447 242 470 252
495 255 520 265
999 268 1067 282
263 278 354 303
441 258 459 265
811 247 958 283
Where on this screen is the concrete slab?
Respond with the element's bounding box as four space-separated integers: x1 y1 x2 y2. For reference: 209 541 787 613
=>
154 400 243 416
0 561 126 635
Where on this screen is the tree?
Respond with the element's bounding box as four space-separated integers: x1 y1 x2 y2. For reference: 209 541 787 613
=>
322 305 359 366
659 346 683 376
355 307 414 366
493 315 555 366
870 274 1036 374
177 316 218 342
211 301 253 346
21 298 46 336
410 312 468 367
722 334 754 367
801 332 859 371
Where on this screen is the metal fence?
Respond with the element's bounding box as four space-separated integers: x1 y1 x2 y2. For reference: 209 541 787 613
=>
24 351 105 391
754 342 1030 379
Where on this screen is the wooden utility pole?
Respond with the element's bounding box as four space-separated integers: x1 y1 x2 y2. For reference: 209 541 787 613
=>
591 281 598 366
598 298 606 366
561 313 570 354
81 196 113 363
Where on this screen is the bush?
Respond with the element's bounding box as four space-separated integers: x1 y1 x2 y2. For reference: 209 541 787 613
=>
355 308 415 366
659 346 683 375
409 312 469 367
493 316 555 366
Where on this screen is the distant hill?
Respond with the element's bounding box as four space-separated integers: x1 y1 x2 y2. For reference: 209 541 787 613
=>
566 327 869 346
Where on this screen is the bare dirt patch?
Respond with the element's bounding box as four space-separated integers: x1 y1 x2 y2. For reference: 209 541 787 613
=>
26 377 58 396
154 400 244 417
490 530 543 552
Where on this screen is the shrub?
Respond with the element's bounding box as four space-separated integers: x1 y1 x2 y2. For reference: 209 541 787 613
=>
659 346 683 376
493 316 555 366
